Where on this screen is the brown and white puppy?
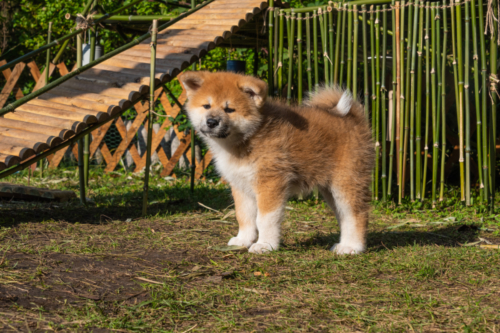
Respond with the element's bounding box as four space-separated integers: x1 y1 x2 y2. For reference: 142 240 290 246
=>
180 71 374 254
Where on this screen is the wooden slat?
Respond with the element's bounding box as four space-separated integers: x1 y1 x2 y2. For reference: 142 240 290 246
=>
27 61 41 82
188 12 254 20
161 131 190 176
165 24 239 34
50 86 132 110
72 74 150 95
0 143 35 161
28 99 110 122
0 126 62 147
32 63 57 92
195 150 213 179
0 60 25 100
78 67 160 86
0 136 49 153
16 103 98 124
48 146 70 169
61 78 144 100
114 54 190 71
94 64 171 83
0 62 26 108
101 58 180 77
0 117 74 140
0 153 21 167
123 49 199 64
4 110 87 133
39 93 121 116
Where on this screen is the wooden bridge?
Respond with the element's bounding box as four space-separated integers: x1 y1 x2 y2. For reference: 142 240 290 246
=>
0 0 276 176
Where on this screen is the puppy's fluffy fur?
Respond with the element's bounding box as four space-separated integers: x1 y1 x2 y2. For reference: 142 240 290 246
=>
180 71 374 254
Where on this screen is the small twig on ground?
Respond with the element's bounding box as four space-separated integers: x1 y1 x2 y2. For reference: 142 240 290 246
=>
197 202 222 214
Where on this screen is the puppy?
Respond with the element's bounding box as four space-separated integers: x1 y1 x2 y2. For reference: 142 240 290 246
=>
180 71 374 254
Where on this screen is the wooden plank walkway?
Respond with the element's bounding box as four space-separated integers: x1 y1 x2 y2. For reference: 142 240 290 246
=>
0 0 269 175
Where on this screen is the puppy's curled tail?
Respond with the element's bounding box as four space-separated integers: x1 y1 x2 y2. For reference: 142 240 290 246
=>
304 86 357 117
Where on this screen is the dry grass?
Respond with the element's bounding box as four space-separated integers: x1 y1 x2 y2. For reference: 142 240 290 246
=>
0 168 499 332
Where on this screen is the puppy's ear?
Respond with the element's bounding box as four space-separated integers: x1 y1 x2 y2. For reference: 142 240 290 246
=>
238 76 268 109
179 71 206 97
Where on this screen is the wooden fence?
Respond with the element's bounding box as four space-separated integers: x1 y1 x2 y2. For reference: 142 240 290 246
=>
0 58 213 179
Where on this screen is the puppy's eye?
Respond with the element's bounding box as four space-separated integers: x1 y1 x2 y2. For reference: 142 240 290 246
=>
203 104 211 110
224 107 235 114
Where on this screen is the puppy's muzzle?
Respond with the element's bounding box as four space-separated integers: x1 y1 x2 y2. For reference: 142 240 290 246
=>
206 118 220 128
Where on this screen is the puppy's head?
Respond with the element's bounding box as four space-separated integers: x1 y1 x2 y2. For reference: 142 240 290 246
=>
180 71 267 142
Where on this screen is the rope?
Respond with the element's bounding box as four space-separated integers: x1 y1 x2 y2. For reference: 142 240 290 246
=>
323 52 333 66
274 61 282 78
75 13 95 30
261 6 274 34
485 0 500 44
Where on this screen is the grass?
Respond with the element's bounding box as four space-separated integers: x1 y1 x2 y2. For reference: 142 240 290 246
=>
0 167 500 332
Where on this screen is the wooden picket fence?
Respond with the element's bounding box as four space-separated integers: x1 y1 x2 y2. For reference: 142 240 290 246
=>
0 58 213 179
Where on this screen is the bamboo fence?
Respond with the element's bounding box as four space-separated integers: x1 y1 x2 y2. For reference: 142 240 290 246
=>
271 0 499 209
0 58 212 180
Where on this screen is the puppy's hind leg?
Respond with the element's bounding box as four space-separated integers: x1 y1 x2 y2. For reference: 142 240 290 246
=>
325 184 368 255
228 187 258 248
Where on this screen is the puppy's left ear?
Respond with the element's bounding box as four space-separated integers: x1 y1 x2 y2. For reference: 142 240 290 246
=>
238 76 268 109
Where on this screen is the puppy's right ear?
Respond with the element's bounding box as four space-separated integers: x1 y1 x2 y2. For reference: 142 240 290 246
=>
179 71 206 97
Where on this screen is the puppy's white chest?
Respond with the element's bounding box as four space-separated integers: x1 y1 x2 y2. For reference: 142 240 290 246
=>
213 150 255 195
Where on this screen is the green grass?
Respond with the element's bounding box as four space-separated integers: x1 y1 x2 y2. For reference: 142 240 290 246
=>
0 167 499 332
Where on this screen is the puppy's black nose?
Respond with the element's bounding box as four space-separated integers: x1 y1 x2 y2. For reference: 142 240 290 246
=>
206 118 219 128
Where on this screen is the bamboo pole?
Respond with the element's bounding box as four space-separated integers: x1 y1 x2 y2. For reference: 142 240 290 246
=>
415 1 424 199
76 20 86 206
0 0 216 116
398 0 405 204
313 10 319 90
408 0 418 201
306 13 313 92
470 0 483 201
380 4 388 201
388 0 397 196
339 4 347 86
454 0 466 201
318 9 329 86
423 2 433 200
298 13 303 104
84 15 97 187
370 5 377 200
328 6 334 83
489 0 498 212
439 0 449 201
477 0 489 204
268 0 274 96
402 0 413 199
143 20 158 216
287 12 296 103
435 3 443 204
464 0 471 205
312 10 320 90
431 3 438 205
374 8 381 200
0 0 145 73
333 2 343 84
346 5 353 90
278 10 284 97
324 8 330 86
40 21 53 179
352 5 359 96
362 5 369 118
274 9 279 95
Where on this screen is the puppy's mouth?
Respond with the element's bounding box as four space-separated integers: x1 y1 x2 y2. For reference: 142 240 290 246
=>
201 127 230 139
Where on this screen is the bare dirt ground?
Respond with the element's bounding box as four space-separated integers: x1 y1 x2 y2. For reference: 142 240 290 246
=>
1 170 499 332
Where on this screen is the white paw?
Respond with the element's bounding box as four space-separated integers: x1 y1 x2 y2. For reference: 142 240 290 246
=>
228 236 254 248
248 242 278 254
331 243 364 255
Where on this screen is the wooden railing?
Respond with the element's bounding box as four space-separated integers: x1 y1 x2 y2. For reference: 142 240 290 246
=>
0 59 212 179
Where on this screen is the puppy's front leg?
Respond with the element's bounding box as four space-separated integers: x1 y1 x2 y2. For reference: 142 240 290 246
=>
228 186 258 248
248 183 286 254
